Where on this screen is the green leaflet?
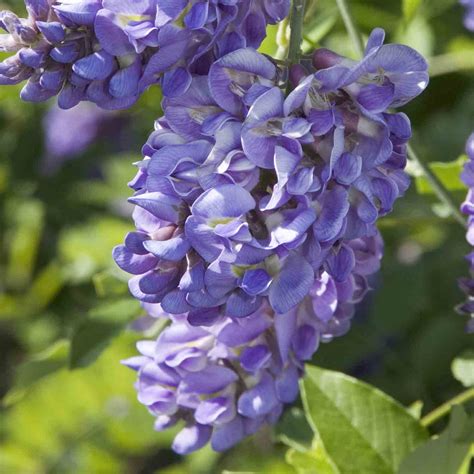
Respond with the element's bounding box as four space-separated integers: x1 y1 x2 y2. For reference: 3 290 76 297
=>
301 366 428 474
415 156 467 195
451 350 474 388
399 406 474 474
402 0 422 23
3 340 69 406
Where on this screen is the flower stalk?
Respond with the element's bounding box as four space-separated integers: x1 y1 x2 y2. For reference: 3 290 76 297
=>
421 388 474 427
407 144 467 228
287 0 307 68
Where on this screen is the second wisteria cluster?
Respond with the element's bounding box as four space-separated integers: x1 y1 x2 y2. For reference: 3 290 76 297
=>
458 133 474 333
114 29 429 452
0 0 289 108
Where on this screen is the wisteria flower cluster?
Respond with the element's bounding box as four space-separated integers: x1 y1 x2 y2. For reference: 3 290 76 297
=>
112 28 429 452
122 233 383 454
458 132 474 333
0 0 433 457
0 0 289 109
460 0 474 31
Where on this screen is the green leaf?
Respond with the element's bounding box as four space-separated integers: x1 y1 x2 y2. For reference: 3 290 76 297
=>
277 407 314 452
286 444 339 474
5 198 45 290
399 406 474 474
24 261 65 314
259 24 281 57
69 320 123 369
402 0 422 22
452 350 474 388
88 298 142 324
3 340 69 405
415 156 467 195
407 401 424 420
302 6 338 53
301 366 428 474
93 269 129 298
59 218 131 283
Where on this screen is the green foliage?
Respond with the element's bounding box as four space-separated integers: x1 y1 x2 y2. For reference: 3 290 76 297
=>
415 156 467 195
402 0 422 23
3 340 69 405
69 298 143 369
452 351 474 388
58 218 132 283
301 366 428 473
277 407 314 452
1 0 474 472
0 334 171 473
399 406 474 474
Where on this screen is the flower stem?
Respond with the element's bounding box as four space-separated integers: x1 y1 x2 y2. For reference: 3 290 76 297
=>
421 388 474 427
287 0 306 68
334 0 467 229
334 0 364 57
408 144 467 228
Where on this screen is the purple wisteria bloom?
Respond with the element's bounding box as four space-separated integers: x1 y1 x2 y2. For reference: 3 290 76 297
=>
41 102 119 174
0 0 290 108
122 231 383 454
457 132 474 333
460 0 474 31
115 32 428 326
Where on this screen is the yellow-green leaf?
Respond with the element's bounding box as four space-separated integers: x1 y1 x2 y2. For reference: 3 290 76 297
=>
302 366 428 474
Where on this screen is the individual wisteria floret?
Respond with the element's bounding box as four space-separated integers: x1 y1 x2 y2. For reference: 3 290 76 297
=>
114 29 428 326
460 0 474 31
457 132 474 333
122 231 383 454
0 0 289 109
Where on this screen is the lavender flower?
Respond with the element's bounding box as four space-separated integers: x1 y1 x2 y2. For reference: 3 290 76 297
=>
457 133 474 332
41 102 117 174
122 231 383 454
114 32 428 325
460 0 474 31
0 1 289 108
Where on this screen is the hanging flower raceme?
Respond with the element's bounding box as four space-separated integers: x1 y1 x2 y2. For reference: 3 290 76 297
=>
114 30 428 326
0 0 289 109
460 0 474 31
122 231 384 455
457 133 474 333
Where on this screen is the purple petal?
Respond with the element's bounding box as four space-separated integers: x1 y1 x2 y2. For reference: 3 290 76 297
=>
181 365 238 395
191 184 255 219
144 234 190 261
240 344 271 372
269 255 314 314
241 268 272 296
113 244 157 274
129 192 182 223
237 372 279 417
211 415 245 452
73 50 116 81
172 424 212 455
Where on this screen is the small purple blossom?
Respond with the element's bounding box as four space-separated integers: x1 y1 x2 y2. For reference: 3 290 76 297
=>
0 0 290 108
460 0 474 31
122 231 383 454
41 102 120 174
457 132 474 332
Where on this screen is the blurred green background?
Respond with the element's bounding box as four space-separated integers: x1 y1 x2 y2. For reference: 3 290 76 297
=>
0 0 473 472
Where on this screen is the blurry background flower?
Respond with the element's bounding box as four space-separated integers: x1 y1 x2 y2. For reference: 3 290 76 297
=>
41 102 125 175
460 0 474 31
